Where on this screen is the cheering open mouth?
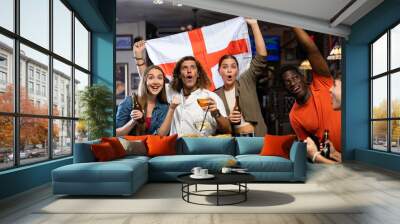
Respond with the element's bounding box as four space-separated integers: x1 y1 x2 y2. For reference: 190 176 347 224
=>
290 85 302 95
150 85 161 91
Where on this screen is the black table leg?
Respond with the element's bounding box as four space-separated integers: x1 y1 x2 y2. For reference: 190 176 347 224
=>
217 184 219 206
245 183 247 201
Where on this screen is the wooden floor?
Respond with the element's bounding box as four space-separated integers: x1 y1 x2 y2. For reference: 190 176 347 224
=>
1 162 400 224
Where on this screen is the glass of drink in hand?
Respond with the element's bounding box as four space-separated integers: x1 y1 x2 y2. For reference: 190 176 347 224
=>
196 97 210 136
197 98 210 108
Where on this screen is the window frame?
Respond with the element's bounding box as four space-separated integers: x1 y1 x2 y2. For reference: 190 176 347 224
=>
0 0 92 171
370 20 400 154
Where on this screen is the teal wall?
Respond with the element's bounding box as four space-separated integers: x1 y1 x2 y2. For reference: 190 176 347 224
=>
0 158 72 199
345 0 400 171
0 0 116 200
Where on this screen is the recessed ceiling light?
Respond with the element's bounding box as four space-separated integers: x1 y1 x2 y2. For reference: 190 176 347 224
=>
153 0 164 4
177 3 183 7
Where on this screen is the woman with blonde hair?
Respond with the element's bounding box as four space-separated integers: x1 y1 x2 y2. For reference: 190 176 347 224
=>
116 65 180 136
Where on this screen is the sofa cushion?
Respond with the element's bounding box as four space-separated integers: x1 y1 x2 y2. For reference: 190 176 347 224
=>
124 135 149 141
177 137 235 155
148 154 235 172
119 138 147 156
101 137 127 158
91 142 118 161
235 137 264 155
236 155 293 172
260 135 296 159
73 140 100 163
147 134 178 157
53 162 138 183
116 155 150 163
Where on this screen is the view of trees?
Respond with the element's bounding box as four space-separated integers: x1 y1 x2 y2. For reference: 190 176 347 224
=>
372 99 400 146
0 85 59 151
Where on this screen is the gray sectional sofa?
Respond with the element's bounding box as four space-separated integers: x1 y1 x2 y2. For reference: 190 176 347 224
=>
52 137 306 196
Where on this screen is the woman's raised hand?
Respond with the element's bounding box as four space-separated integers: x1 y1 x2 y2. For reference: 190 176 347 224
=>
245 17 258 25
133 40 146 57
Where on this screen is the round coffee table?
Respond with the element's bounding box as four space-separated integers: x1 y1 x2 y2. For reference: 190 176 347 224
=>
177 172 255 206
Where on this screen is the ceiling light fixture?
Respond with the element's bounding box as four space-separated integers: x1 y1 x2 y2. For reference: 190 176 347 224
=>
172 0 183 7
299 59 312 70
153 0 164 5
327 42 342 61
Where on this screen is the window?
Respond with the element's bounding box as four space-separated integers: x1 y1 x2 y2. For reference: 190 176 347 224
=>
0 0 14 32
75 18 90 70
53 59 72 117
28 67 34 80
0 116 13 170
41 73 46 83
20 0 49 49
35 70 41 81
53 0 72 60
42 85 46 97
0 54 8 89
53 119 72 158
0 71 6 85
28 81 34 94
0 55 7 67
371 23 400 154
36 83 40 95
0 0 91 170
74 69 89 119
0 35 13 113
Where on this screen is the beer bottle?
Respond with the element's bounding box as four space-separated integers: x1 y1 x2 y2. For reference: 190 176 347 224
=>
231 96 241 125
321 129 330 159
132 93 144 123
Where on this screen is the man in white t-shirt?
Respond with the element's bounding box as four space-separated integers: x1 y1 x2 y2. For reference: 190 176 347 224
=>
168 56 231 136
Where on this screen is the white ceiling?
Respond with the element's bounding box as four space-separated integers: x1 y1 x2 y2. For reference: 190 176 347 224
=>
117 0 384 37
117 0 234 28
224 0 353 22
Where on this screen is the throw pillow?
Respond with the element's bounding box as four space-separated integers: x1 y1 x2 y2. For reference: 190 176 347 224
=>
119 138 147 156
124 135 149 142
146 134 178 157
91 142 117 161
209 134 232 138
260 134 296 159
101 137 127 158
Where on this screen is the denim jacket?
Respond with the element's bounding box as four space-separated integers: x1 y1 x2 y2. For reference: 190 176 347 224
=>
116 96 169 135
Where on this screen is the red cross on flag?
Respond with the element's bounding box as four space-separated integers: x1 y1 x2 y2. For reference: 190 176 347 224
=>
145 17 252 90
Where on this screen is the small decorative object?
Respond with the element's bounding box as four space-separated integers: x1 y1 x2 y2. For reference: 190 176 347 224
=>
191 167 202 176
221 167 232 173
116 63 128 104
116 35 133 50
225 159 238 168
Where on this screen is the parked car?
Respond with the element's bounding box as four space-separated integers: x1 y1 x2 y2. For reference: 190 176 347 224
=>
8 150 32 160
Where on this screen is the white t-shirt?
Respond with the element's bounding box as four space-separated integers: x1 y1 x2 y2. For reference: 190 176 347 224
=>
166 85 227 137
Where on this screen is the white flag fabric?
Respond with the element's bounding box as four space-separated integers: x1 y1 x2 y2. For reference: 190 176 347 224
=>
145 17 252 90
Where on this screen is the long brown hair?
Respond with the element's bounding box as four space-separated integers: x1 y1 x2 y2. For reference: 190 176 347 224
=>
138 65 168 106
170 56 211 92
218 54 239 69
135 65 168 134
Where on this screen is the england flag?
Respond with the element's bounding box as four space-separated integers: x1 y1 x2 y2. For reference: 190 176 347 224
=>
145 17 252 90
